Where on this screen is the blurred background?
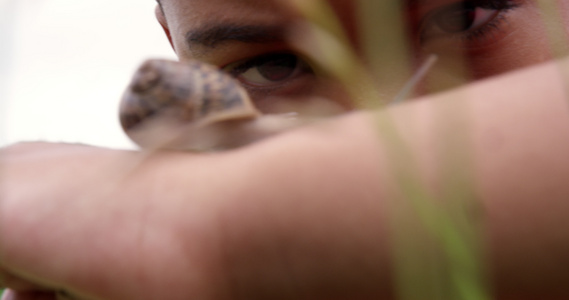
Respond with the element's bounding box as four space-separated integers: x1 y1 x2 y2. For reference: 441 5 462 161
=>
0 0 176 149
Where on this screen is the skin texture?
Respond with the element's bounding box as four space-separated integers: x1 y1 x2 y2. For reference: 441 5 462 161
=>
157 0 566 105
1 0 569 299
1 59 569 300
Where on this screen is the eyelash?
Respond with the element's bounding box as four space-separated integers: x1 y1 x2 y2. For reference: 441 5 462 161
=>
462 13 506 41
418 0 521 44
224 52 314 87
226 54 283 76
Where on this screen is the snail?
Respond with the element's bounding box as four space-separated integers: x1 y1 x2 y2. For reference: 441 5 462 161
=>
119 59 310 151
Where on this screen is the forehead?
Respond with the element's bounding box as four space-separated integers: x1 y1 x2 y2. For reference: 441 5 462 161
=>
161 0 297 26
160 0 355 35
160 0 353 18
160 0 357 58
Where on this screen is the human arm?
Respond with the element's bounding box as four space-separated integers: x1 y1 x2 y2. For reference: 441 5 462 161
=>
1 57 569 300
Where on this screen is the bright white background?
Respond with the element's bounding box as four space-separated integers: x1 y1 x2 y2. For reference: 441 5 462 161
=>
0 0 176 149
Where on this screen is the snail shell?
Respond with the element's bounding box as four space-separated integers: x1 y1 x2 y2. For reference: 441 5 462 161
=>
120 59 299 151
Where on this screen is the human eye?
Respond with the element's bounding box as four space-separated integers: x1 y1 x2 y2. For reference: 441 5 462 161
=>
220 52 337 114
223 52 314 89
417 0 522 49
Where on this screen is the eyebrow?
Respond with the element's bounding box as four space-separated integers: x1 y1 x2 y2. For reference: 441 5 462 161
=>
186 24 286 49
183 1 422 52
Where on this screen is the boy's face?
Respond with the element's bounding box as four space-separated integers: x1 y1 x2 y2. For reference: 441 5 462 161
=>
157 0 566 111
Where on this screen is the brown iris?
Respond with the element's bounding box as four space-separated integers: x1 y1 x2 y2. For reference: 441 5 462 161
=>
256 54 299 82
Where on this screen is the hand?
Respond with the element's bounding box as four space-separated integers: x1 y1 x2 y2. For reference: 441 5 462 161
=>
0 114 390 300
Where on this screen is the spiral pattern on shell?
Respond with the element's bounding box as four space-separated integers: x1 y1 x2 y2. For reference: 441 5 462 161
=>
120 59 260 134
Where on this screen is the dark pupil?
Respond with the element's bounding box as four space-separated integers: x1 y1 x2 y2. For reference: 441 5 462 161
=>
258 54 298 81
435 3 476 33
